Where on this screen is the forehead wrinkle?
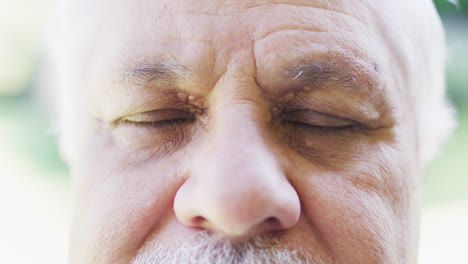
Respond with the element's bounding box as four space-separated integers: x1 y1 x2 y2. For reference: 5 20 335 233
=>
156 0 310 13
249 5 369 42
151 0 370 37
157 0 368 18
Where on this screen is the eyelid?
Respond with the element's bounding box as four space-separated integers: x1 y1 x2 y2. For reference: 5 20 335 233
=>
282 109 356 127
120 109 194 124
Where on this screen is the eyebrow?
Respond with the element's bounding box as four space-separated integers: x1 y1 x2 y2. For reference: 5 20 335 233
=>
284 62 363 90
123 62 191 86
120 59 379 97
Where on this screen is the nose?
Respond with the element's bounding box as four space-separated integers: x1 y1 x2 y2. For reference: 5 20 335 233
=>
173 107 301 238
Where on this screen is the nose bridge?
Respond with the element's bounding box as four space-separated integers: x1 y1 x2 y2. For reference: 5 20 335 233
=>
212 102 271 163
200 103 283 214
174 101 301 236
202 97 278 185
208 106 281 202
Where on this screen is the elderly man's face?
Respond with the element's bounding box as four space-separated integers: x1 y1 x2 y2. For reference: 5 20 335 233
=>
68 0 424 263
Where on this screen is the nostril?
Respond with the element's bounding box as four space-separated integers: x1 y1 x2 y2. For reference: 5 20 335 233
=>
192 216 207 226
265 216 281 229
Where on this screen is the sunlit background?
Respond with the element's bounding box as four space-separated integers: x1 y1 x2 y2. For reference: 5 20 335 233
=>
0 0 467 263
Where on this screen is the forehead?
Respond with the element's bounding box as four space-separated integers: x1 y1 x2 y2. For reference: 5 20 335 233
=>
90 0 392 87
100 0 375 37
96 0 382 54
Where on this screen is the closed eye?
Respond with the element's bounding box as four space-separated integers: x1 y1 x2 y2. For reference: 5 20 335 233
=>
120 109 195 128
282 109 356 129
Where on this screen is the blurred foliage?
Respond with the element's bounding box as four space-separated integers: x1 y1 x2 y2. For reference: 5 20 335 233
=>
446 41 468 112
434 0 468 15
433 0 468 113
0 95 68 174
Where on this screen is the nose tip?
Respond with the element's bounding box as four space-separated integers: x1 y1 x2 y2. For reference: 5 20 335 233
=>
173 168 301 238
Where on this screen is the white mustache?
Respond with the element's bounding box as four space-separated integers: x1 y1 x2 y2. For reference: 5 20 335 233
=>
130 231 333 264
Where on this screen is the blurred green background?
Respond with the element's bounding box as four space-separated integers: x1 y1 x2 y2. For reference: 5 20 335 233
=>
0 0 466 263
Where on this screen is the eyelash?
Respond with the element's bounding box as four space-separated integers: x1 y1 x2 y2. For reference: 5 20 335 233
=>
122 112 356 135
123 117 195 128
283 120 356 135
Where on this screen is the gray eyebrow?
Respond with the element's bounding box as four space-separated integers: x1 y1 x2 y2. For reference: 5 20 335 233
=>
285 62 359 89
123 62 191 86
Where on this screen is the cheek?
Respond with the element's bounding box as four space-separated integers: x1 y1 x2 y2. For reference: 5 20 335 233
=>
293 142 414 264
302 180 398 264
69 129 183 263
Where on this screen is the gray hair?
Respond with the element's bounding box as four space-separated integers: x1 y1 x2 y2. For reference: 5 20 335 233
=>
46 0 101 163
130 232 333 264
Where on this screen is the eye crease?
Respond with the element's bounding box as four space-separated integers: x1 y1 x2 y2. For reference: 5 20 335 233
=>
281 109 356 128
118 105 356 131
119 108 196 127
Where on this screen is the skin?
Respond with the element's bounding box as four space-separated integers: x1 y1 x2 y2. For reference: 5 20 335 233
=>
67 0 434 263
